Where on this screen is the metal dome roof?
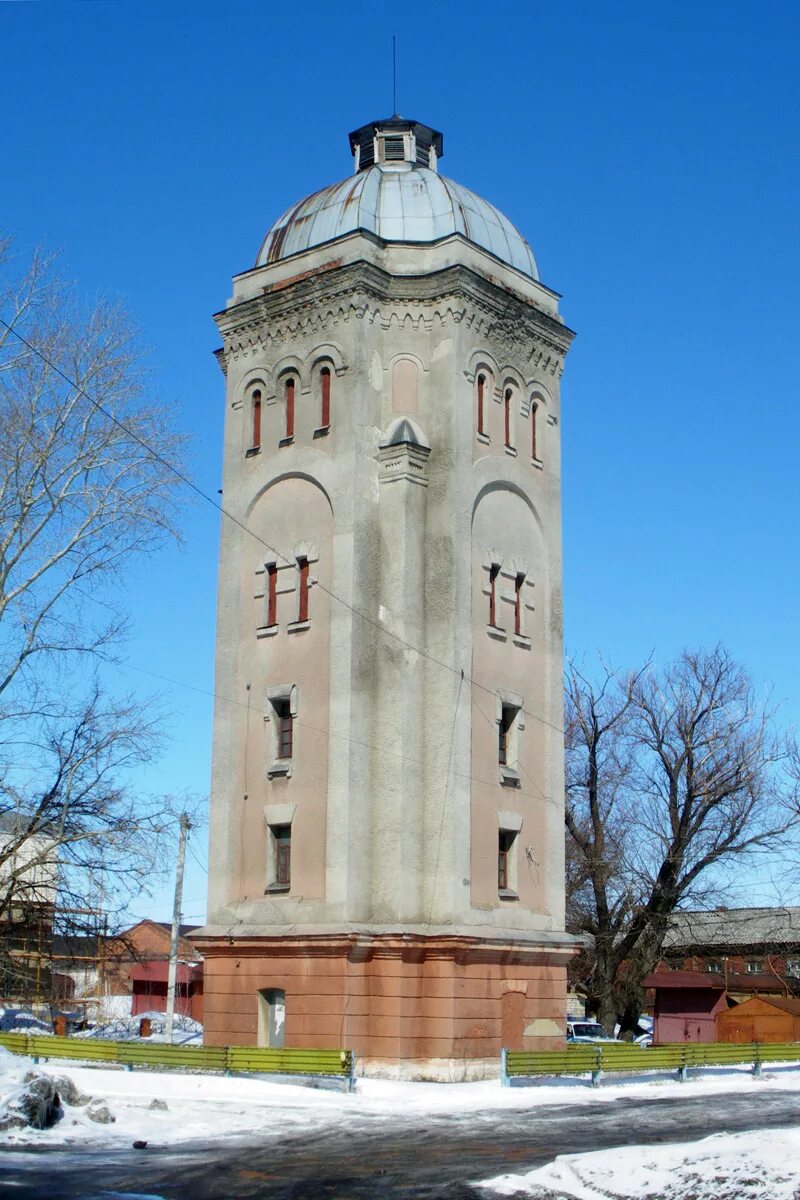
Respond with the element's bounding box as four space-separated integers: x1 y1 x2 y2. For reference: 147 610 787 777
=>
256 125 539 280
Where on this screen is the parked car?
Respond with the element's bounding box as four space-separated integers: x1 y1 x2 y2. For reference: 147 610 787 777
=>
566 1020 619 1043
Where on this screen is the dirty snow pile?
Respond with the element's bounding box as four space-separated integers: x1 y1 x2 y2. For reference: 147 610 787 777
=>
483 1127 800 1199
0 1046 114 1132
76 1011 203 1044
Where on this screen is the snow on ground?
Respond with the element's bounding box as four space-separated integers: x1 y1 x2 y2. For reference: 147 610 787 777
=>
482 1127 800 1199
74 1011 203 1045
1 1055 800 1150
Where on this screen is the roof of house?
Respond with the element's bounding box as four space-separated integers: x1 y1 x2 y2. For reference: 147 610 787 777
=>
664 907 800 950
643 970 727 990
723 995 800 1016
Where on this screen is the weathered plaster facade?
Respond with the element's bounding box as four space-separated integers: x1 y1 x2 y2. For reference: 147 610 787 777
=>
197 118 578 1073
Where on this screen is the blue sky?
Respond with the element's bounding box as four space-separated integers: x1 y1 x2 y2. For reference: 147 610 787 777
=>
3 1 799 921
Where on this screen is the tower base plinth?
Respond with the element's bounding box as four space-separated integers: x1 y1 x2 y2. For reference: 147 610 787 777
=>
196 931 574 1073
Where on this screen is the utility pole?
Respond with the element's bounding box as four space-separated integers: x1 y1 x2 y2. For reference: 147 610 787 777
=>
165 813 190 1044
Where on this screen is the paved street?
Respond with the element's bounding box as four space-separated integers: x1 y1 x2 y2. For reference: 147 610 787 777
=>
3 1086 800 1199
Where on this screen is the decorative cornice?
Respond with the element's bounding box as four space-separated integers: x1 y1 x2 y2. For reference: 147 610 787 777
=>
214 261 574 378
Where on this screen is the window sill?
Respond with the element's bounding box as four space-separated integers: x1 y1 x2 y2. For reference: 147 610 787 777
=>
531 456 543 471
264 884 290 895
476 431 490 444
500 766 521 788
267 760 292 779
278 435 294 448
313 425 330 439
498 888 519 901
287 620 311 634
246 446 261 458
512 634 531 650
504 445 517 457
487 624 507 641
256 624 279 639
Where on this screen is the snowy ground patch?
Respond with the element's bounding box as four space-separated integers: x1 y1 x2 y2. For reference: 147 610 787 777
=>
481 1127 800 1199
1 1054 800 1151
75 1011 203 1045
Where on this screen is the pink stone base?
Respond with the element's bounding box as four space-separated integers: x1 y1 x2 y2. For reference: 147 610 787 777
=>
195 932 573 1064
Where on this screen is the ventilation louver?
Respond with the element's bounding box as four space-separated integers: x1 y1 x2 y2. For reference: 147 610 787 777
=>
383 136 405 162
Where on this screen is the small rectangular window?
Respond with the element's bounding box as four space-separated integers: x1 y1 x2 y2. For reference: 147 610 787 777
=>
786 960 800 976
273 826 291 888
276 702 293 759
498 830 516 893
706 960 722 974
746 960 763 974
499 704 515 766
504 389 512 449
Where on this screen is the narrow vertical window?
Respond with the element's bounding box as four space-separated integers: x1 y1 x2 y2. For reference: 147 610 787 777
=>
320 367 331 429
285 378 295 441
273 826 291 888
477 373 486 437
514 573 525 636
499 705 514 766
498 830 515 892
489 563 500 628
251 389 262 450
267 563 278 627
531 401 538 461
504 389 512 448
297 557 309 623
276 701 293 759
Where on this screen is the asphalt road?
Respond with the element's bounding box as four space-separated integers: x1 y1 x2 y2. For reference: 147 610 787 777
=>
3 1087 800 1200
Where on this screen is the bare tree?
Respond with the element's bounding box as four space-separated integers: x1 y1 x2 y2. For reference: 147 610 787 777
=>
0 237 188 1000
565 647 799 1036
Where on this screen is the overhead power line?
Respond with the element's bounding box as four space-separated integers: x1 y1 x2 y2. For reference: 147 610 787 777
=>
0 312 564 739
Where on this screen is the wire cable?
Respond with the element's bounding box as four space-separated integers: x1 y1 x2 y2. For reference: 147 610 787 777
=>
0 311 564 739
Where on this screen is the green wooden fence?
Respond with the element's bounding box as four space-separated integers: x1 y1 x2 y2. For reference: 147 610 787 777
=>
0 1033 355 1088
502 1041 800 1086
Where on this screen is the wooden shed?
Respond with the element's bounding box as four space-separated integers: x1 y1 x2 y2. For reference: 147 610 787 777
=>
717 995 800 1044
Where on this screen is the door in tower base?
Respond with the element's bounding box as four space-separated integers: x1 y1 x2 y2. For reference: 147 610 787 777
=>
258 988 286 1048
501 990 526 1050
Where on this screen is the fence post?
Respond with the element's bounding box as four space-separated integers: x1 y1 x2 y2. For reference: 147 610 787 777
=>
224 1045 232 1077
591 1045 602 1087
500 1048 509 1088
677 1043 688 1083
753 1042 762 1080
348 1052 357 1093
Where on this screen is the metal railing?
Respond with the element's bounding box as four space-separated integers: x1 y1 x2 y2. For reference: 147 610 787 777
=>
0 1032 356 1089
501 1041 800 1086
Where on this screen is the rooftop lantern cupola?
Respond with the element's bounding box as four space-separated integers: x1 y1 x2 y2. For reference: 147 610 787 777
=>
348 116 444 173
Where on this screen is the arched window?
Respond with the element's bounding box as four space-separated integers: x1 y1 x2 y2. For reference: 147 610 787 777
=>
531 401 539 462
489 562 500 628
392 357 418 414
504 388 513 449
477 374 486 437
514 572 525 635
297 557 310 623
284 377 295 441
320 366 331 429
250 388 262 451
266 563 278 627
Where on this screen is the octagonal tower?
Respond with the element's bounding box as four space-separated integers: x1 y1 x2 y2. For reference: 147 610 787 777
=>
198 117 578 1073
